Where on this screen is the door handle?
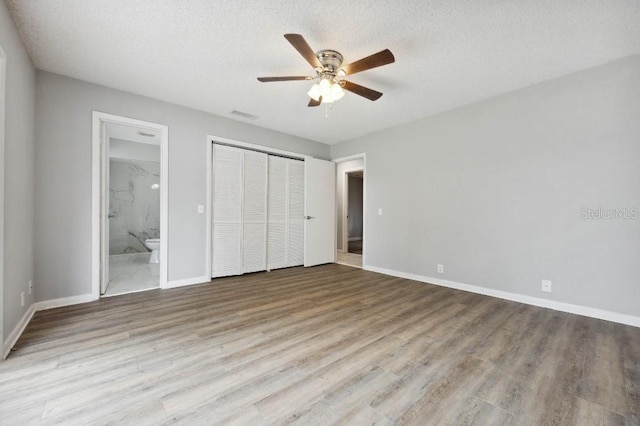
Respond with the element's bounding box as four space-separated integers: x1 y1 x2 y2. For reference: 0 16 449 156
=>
305 216 314 220
108 213 116 219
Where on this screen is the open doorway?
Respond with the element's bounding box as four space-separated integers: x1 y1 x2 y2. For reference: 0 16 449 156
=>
92 112 168 298
334 156 365 268
346 171 364 256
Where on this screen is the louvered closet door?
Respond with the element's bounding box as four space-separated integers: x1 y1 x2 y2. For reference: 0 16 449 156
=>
242 151 268 273
267 156 288 270
212 145 243 277
288 159 305 267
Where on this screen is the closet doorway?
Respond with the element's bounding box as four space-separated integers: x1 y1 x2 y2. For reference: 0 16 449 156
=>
207 138 335 279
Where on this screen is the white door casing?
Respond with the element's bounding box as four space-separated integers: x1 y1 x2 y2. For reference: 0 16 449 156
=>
100 123 109 294
0 45 6 359
333 153 367 266
91 111 169 298
304 158 336 267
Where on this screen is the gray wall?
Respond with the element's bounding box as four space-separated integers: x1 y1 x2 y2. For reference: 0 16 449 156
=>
35 71 329 301
335 159 364 251
331 55 640 318
0 2 36 343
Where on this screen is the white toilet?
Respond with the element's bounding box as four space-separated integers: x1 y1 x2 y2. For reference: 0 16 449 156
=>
145 238 160 264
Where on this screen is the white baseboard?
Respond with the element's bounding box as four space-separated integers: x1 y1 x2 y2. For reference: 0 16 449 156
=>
33 294 97 311
3 294 96 359
348 237 362 242
3 304 36 360
165 275 210 289
363 264 640 328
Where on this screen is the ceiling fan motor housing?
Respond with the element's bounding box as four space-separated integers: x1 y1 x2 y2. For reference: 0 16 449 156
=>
316 50 344 75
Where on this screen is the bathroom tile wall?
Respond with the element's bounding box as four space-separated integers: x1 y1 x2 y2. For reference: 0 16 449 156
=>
109 159 160 255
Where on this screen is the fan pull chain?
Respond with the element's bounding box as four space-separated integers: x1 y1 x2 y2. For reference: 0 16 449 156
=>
325 102 335 118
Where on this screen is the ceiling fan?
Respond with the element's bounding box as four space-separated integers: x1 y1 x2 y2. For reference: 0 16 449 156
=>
257 34 395 107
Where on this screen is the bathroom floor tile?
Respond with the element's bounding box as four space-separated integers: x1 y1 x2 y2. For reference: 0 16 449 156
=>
105 253 159 296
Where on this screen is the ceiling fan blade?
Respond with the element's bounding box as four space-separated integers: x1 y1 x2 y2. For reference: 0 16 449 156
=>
342 81 383 101
284 34 322 69
308 96 322 107
341 49 395 75
257 76 310 82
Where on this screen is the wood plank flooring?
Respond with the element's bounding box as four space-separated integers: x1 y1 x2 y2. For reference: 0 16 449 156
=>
1 264 639 425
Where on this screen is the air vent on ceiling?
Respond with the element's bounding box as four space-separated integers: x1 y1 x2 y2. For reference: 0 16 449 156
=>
230 110 259 120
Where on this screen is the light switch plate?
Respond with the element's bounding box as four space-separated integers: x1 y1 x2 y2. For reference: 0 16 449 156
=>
197 204 204 214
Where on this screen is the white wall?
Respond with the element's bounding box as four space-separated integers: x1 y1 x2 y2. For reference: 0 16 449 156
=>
335 159 364 251
35 71 330 301
331 55 640 319
0 2 36 344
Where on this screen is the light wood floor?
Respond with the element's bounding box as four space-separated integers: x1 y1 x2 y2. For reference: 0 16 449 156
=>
1 264 639 425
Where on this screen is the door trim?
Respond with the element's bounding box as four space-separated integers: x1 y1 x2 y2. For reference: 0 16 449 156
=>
91 112 169 298
332 154 367 266
0 45 6 359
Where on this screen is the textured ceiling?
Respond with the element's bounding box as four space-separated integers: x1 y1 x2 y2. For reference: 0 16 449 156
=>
6 0 640 145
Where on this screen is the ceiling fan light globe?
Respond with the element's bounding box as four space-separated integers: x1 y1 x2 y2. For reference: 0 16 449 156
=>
331 83 345 101
319 79 331 98
307 83 321 101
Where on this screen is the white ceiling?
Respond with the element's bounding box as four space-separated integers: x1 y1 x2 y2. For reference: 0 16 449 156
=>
7 0 640 145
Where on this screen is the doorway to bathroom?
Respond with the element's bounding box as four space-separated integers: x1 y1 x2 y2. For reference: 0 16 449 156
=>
92 112 168 297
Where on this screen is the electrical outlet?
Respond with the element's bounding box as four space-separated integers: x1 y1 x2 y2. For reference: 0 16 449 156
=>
29 280 33 295
377 208 383 216
437 264 444 274
21 291 25 307
541 280 552 292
